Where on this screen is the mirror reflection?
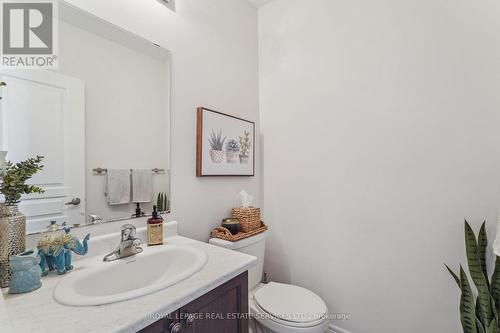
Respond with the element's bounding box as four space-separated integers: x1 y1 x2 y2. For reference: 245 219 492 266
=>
0 4 171 235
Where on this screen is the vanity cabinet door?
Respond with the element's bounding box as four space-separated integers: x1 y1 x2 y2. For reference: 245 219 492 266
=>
138 311 178 333
180 272 248 333
137 271 248 333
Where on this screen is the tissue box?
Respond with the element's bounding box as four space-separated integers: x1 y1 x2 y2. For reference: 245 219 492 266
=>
231 207 261 233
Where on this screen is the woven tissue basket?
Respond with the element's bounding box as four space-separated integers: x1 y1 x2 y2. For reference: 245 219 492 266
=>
211 221 268 242
231 207 261 233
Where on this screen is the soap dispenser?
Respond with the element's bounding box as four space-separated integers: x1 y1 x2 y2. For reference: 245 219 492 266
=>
147 206 163 246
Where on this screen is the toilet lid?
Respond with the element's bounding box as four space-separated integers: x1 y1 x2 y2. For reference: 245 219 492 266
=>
253 282 327 324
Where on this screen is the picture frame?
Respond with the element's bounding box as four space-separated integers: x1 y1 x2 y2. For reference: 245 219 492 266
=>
196 107 255 177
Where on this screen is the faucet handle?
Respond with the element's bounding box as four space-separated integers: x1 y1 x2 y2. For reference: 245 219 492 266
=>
89 214 102 224
121 224 137 241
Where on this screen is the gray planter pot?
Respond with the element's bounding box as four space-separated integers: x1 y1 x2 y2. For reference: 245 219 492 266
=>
226 151 239 164
239 154 249 164
0 204 26 288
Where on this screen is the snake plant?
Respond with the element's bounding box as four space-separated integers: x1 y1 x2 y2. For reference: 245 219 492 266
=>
446 221 500 333
156 192 170 213
157 192 164 212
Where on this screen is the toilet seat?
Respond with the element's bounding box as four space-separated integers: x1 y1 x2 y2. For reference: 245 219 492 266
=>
252 282 328 328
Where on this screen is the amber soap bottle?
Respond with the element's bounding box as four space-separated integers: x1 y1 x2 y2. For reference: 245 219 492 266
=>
147 205 164 246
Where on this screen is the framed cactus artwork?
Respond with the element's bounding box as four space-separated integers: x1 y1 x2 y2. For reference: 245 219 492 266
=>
196 107 255 176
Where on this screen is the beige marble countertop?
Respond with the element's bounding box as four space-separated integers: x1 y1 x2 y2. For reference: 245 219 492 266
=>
0 221 257 333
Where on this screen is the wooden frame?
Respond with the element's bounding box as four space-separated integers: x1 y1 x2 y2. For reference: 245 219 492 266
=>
196 107 255 177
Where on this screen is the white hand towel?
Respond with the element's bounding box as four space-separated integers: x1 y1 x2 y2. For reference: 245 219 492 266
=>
106 169 131 205
132 169 153 203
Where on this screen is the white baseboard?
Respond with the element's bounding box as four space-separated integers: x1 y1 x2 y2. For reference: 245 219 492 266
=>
329 323 353 333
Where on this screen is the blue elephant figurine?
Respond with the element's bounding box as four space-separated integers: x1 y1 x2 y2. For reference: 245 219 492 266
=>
37 227 90 276
38 245 65 276
62 227 90 272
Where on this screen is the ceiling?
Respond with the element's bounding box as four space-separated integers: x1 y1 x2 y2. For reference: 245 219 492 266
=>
247 0 273 8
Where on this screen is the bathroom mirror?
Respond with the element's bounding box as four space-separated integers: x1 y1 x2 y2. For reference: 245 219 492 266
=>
0 2 171 234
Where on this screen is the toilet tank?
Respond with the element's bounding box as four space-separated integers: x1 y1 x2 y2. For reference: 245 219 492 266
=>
209 230 268 290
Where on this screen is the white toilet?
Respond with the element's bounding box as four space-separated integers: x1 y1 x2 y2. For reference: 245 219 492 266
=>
209 231 329 333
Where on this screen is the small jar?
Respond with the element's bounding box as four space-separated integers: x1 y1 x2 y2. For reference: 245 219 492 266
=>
222 218 240 235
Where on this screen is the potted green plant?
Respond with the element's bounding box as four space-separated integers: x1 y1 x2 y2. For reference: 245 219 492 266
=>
208 129 226 164
238 131 252 164
225 139 240 164
445 221 500 333
0 155 44 288
157 192 170 213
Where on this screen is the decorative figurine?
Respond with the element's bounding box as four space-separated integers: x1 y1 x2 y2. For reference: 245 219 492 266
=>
8 248 42 294
37 221 90 276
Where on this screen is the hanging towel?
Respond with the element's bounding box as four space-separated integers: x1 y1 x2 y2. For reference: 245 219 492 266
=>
106 169 131 205
132 169 153 203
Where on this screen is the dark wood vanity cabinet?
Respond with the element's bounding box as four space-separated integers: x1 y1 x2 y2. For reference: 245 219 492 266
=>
139 272 248 333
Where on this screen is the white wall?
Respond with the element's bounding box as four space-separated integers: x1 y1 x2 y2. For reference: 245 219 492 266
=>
259 0 500 332
61 0 260 241
57 21 170 222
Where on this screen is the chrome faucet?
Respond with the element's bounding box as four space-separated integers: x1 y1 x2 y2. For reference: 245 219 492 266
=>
103 224 143 262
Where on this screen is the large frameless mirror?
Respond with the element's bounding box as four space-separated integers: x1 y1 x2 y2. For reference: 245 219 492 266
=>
0 2 171 235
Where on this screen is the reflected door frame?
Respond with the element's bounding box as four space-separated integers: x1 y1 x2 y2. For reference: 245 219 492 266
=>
0 69 85 234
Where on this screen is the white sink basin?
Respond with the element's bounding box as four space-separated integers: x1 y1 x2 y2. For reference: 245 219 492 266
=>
54 245 208 306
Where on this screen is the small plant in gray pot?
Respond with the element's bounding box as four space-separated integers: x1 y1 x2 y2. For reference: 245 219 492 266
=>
0 155 44 287
208 129 226 164
225 139 240 164
238 131 251 164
